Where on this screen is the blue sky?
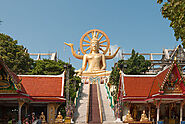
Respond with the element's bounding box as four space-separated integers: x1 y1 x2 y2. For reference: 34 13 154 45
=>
0 0 181 70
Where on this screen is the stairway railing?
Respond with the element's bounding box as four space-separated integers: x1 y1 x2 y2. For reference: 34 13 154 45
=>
105 83 114 108
97 82 103 123
74 83 83 107
86 83 90 123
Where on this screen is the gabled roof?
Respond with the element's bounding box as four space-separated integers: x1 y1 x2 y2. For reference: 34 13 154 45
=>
19 74 65 98
149 66 170 96
0 58 20 84
170 45 185 60
121 61 185 101
0 58 65 102
0 58 25 93
124 76 155 97
162 45 185 61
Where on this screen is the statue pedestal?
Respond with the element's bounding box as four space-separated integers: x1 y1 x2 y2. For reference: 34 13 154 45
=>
79 71 110 84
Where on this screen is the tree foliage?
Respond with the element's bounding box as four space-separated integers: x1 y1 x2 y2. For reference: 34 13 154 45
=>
109 49 151 103
109 65 120 103
118 49 151 75
109 65 120 89
0 33 33 74
157 0 185 45
28 59 66 75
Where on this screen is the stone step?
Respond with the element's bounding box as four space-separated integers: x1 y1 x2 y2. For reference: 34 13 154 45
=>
74 84 89 123
99 84 115 122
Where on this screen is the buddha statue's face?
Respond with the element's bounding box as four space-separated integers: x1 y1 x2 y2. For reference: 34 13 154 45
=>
91 38 99 52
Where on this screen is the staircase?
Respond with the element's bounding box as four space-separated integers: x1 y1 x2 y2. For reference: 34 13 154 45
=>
99 84 116 123
88 84 101 124
74 81 118 124
74 84 89 123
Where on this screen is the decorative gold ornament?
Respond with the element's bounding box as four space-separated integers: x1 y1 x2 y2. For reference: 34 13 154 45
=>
80 29 110 55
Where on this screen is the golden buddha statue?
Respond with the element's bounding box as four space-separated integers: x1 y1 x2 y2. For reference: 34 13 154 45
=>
124 110 134 122
140 110 149 122
65 29 120 76
39 112 46 123
55 112 63 123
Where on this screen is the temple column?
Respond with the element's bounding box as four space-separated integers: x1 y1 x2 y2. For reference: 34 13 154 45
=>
47 103 61 124
148 104 151 121
180 101 185 123
157 104 160 122
18 99 25 124
155 100 161 124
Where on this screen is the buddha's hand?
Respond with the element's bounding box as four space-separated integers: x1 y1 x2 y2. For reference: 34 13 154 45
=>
64 42 74 47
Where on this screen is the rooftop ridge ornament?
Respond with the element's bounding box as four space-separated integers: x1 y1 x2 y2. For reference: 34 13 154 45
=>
64 29 120 76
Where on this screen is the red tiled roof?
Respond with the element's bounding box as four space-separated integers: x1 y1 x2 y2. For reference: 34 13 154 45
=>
124 76 155 97
19 76 64 97
122 67 170 98
149 67 170 96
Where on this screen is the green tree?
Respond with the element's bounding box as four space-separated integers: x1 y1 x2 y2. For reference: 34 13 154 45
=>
109 65 120 103
28 59 66 75
157 0 185 46
0 33 33 74
118 49 151 75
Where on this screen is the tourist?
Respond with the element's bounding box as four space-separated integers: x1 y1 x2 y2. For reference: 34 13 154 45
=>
23 117 29 124
30 112 36 124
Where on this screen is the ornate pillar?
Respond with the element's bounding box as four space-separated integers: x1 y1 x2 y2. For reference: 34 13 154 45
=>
47 103 56 124
47 103 61 124
154 100 161 124
157 104 160 122
180 101 185 123
18 99 25 124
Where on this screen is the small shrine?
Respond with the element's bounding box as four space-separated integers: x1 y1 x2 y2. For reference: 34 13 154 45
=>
119 53 185 124
0 57 65 124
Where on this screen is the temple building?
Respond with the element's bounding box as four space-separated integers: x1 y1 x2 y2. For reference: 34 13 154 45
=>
0 58 65 124
119 45 185 124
